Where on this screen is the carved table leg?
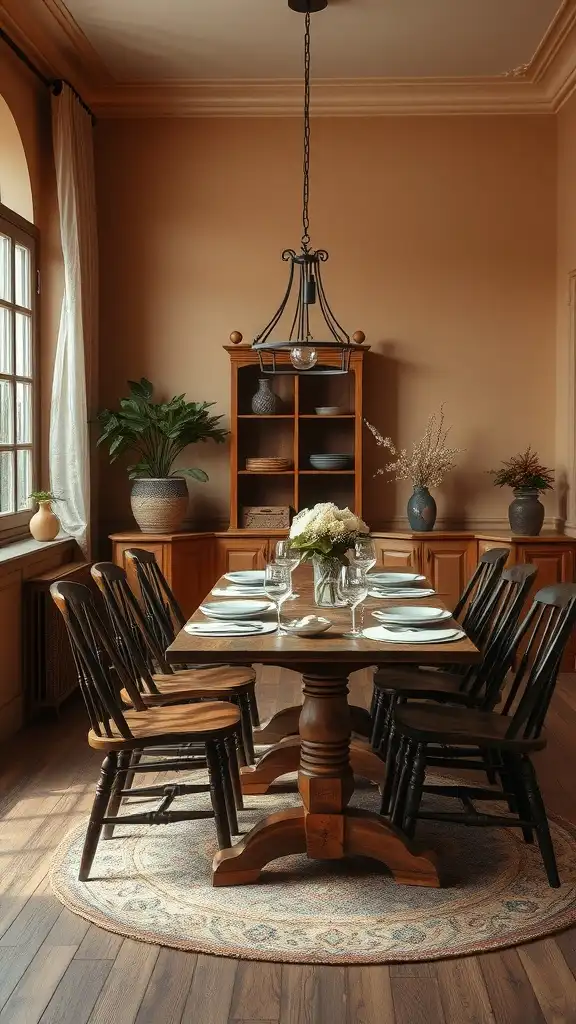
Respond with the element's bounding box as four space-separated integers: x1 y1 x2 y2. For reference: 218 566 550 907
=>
212 668 439 887
241 735 386 794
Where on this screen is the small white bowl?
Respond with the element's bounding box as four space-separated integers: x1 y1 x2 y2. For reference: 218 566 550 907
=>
314 406 342 415
282 615 332 637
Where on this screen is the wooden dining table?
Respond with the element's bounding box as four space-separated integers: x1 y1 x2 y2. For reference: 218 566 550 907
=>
166 566 480 888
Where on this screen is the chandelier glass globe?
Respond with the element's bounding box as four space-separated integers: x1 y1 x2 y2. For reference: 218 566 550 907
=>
290 346 318 370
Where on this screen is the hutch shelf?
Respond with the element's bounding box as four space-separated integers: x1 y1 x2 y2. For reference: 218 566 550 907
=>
226 344 367 529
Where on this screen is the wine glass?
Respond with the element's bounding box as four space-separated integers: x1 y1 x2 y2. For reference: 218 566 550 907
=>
340 565 368 638
349 536 377 572
275 539 301 599
264 563 292 634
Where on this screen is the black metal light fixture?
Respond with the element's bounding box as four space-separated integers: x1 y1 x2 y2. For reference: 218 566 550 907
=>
252 0 364 375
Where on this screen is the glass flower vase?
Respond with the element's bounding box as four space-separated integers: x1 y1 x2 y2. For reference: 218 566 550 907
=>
312 554 346 608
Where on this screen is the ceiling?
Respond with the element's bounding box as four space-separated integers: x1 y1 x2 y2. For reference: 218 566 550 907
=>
61 0 561 82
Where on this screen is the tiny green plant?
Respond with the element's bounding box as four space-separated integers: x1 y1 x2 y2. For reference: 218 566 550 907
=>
29 490 59 503
489 447 554 493
97 378 228 481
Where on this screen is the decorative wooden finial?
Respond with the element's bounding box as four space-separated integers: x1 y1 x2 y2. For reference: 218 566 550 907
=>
229 331 243 345
352 330 366 345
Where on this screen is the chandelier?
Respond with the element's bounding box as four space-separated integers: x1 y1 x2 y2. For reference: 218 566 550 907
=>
252 0 364 375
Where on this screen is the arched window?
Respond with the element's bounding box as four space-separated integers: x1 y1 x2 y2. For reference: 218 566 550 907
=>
0 94 37 540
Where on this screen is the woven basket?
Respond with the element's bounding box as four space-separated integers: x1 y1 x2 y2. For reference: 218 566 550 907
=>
241 506 291 529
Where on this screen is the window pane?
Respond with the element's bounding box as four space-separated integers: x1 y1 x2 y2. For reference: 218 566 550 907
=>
0 234 11 303
16 449 32 510
0 307 12 374
15 313 31 376
0 451 15 514
15 244 31 309
16 381 32 443
0 379 13 444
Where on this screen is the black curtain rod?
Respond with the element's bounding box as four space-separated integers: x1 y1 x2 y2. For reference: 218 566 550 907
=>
0 28 97 124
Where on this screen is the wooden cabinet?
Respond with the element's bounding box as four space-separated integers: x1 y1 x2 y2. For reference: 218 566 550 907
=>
373 536 420 570
214 536 270 576
421 539 477 611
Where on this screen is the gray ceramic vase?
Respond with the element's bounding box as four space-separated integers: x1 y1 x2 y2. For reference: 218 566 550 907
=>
407 486 437 532
251 378 278 415
130 477 189 534
508 488 544 536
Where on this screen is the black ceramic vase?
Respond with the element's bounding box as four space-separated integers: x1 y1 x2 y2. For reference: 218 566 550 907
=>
508 488 544 536
407 486 437 532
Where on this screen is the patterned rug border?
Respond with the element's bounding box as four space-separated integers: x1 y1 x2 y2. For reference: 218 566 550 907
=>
50 811 576 965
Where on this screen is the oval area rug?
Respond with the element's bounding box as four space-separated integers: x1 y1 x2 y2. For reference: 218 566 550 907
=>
50 774 576 964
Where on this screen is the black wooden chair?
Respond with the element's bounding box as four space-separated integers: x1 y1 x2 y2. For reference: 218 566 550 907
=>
369 547 510 720
51 580 242 881
92 561 257 764
124 546 261 730
384 582 576 887
371 563 538 763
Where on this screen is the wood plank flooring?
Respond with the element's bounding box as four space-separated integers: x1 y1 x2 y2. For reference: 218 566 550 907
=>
2 666 576 1023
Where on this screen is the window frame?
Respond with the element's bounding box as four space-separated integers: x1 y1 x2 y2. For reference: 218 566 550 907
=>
0 203 39 544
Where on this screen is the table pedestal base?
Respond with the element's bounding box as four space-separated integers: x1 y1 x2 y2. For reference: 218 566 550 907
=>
241 736 386 795
212 807 439 887
212 669 439 888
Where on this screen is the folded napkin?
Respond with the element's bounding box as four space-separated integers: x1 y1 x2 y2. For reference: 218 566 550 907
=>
362 625 465 645
211 586 266 597
368 588 436 599
184 619 277 637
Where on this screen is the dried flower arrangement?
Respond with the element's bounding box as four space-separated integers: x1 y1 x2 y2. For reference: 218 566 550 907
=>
364 406 464 488
489 447 554 494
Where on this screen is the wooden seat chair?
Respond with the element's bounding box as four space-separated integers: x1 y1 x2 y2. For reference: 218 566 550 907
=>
384 582 576 888
371 563 538 764
51 580 243 881
92 561 257 764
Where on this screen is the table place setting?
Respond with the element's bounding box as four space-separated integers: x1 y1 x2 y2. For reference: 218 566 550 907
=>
366 570 436 600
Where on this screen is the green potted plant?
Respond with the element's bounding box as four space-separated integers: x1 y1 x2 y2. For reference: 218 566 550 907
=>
98 378 228 534
29 490 61 542
489 447 554 536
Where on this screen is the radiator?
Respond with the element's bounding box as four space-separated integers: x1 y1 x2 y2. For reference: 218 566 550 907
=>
23 561 93 718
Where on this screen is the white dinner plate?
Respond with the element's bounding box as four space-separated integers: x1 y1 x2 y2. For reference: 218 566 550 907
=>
368 572 426 586
199 599 274 619
211 586 267 597
224 571 266 585
362 625 465 645
372 606 453 626
368 588 436 600
184 620 277 637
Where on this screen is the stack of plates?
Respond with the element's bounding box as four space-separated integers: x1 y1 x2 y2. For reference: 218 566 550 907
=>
372 606 453 627
224 570 265 586
199 599 274 620
367 571 435 600
314 406 343 415
309 453 354 470
246 457 293 472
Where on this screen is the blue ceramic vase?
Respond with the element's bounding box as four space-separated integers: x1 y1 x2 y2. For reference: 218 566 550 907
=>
407 486 437 532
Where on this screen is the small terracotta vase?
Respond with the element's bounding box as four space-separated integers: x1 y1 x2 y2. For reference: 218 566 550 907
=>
29 501 60 541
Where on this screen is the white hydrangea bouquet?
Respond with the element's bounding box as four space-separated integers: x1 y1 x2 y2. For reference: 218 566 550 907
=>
289 502 369 606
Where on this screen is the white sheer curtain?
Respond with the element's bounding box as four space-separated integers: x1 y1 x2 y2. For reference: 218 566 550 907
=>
49 84 98 556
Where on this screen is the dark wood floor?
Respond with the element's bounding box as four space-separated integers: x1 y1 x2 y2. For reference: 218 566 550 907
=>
2 667 576 1023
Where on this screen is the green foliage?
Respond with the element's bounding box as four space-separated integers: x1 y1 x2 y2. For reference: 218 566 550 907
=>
489 446 554 494
29 490 59 503
97 378 228 480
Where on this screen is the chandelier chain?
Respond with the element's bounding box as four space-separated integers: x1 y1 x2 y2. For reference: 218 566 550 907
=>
301 8 311 254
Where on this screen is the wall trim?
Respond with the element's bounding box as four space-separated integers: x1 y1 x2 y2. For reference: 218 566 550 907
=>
2 0 576 117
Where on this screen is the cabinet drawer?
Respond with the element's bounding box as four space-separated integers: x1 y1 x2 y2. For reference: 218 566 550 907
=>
373 538 421 571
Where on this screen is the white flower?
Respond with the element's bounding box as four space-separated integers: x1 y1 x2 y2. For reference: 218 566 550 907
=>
289 502 370 555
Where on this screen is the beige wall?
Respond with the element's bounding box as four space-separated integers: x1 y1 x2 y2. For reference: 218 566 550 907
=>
0 39 62 487
556 93 576 532
96 115 557 536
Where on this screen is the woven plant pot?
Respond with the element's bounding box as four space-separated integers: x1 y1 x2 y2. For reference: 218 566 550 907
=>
130 478 188 534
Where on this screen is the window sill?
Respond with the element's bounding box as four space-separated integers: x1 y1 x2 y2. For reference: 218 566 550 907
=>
0 533 74 568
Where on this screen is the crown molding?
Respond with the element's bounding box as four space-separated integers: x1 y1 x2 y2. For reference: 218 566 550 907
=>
90 76 549 118
0 0 113 95
2 0 576 117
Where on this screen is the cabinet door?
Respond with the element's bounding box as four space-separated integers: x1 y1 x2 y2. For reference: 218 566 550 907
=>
373 538 421 571
516 544 576 670
215 537 269 577
423 540 476 611
477 539 512 564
